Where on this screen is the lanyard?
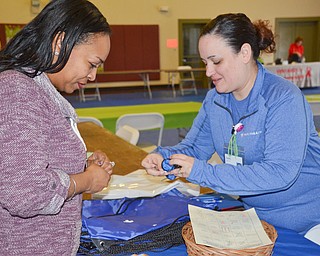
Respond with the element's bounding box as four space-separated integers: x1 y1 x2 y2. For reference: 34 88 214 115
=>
227 123 244 157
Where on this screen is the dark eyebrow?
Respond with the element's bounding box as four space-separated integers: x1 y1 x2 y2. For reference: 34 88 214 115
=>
201 55 219 62
97 57 104 64
207 55 217 59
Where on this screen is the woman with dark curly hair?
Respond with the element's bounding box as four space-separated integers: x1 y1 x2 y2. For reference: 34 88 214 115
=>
142 13 320 245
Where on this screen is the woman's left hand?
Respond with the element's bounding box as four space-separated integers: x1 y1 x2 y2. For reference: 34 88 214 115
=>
167 154 195 178
87 150 115 174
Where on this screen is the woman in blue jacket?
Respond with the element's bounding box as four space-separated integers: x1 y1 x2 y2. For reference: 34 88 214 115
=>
142 13 320 245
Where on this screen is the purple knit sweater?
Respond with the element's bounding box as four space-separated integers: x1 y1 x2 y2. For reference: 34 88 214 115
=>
0 70 87 255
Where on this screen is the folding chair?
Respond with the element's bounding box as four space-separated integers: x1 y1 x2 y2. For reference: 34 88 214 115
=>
177 66 198 96
78 116 103 127
116 113 165 152
115 125 140 145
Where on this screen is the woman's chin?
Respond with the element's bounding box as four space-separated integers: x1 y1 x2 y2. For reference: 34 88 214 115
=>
215 85 228 94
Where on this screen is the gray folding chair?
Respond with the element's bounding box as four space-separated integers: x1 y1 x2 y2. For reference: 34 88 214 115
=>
177 66 198 96
115 125 140 145
116 112 165 152
78 116 103 127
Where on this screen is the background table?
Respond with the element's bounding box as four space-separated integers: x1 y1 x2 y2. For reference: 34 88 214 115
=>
82 68 207 100
98 70 161 99
265 62 320 88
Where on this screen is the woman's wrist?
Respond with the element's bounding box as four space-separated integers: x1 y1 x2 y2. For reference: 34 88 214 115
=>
69 172 91 195
67 176 77 201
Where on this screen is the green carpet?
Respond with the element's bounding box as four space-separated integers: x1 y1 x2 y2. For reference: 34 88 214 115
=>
305 94 320 102
76 96 320 133
76 102 202 132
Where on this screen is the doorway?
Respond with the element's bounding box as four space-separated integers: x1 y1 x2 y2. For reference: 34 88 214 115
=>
275 17 320 63
178 19 209 88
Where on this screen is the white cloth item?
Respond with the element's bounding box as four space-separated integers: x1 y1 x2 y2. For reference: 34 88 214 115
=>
69 117 87 151
92 169 200 199
304 223 320 245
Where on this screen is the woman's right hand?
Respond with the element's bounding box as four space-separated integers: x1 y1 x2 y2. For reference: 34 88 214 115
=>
83 163 112 194
141 153 167 176
68 163 112 200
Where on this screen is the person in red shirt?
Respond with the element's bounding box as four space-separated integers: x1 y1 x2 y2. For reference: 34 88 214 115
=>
288 36 304 63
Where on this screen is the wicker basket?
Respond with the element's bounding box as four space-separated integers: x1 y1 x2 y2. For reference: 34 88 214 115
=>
182 220 277 256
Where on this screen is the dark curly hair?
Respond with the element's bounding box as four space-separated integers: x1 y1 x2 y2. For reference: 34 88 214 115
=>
200 13 276 60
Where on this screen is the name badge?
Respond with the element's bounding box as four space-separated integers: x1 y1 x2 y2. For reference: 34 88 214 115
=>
225 154 243 166
224 143 244 166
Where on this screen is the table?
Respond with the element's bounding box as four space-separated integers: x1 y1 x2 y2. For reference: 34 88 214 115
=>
265 62 320 88
142 226 320 256
76 102 202 133
98 70 161 99
84 68 207 100
78 229 320 256
78 122 147 175
78 121 211 196
77 122 320 256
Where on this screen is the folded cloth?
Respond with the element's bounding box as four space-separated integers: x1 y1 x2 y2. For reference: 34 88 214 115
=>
92 169 200 199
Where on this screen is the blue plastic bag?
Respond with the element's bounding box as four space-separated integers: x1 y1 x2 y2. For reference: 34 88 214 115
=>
79 189 244 255
82 189 211 241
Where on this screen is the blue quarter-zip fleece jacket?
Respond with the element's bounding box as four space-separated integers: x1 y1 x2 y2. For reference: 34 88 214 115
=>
156 63 320 235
